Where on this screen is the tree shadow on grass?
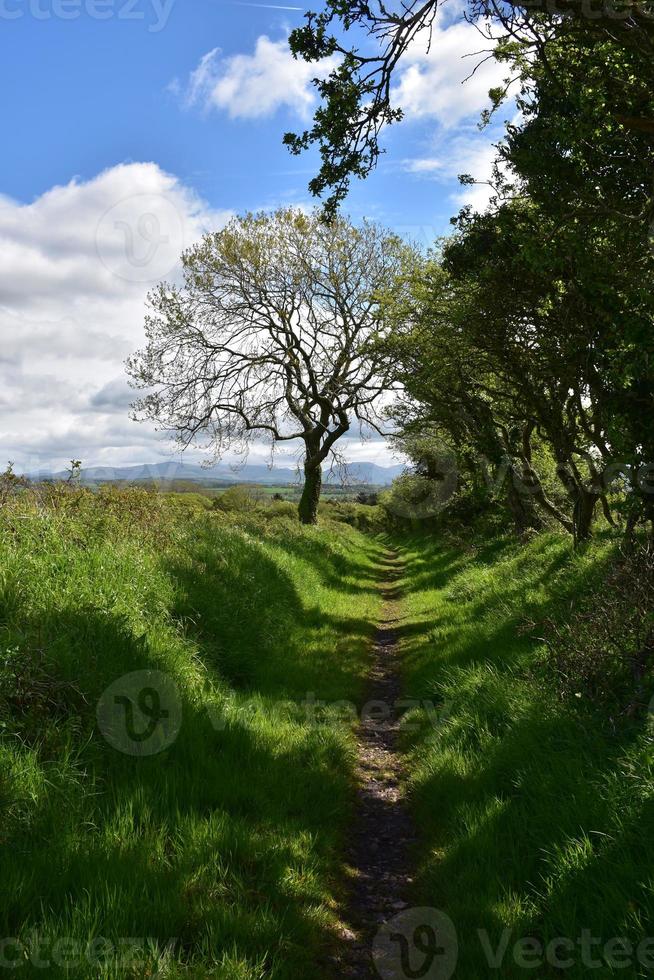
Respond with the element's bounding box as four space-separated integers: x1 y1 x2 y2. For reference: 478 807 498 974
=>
398 531 652 978
408 702 653 977
0 536 375 980
266 526 383 597
164 525 378 702
398 534 617 691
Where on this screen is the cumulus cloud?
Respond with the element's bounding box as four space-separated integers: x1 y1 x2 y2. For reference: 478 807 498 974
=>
447 136 504 210
0 163 233 473
180 37 338 120
393 14 507 126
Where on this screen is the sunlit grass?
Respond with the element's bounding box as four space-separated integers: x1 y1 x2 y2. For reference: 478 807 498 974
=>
0 492 384 978
397 529 654 978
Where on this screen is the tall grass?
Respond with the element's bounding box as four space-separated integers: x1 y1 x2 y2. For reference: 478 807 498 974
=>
0 488 384 978
397 528 654 978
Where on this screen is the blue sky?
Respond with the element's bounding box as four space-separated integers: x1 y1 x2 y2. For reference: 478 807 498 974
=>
0 0 509 473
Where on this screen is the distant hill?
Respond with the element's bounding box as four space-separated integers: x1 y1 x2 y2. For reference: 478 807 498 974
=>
30 460 405 487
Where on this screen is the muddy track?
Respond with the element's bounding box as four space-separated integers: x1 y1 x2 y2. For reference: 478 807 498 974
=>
335 549 416 978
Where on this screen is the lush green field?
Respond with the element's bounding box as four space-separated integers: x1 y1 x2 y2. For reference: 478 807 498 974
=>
4 484 653 979
91 480 382 504
397 528 654 978
0 489 384 978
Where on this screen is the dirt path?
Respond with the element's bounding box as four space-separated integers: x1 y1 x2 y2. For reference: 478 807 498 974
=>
336 549 416 978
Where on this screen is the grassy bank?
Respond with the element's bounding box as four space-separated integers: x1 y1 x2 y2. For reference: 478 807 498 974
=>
0 489 384 978
397 528 654 977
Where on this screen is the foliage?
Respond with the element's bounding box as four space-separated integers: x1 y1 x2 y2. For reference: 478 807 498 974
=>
282 0 654 549
212 484 266 514
285 0 654 212
535 542 654 707
378 40 654 542
0 461 29 506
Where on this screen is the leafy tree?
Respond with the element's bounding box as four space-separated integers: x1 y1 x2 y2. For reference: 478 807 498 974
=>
497 31 654 535
285 0 654 211
384 255 574 533
127 209 409 524
442 202 614 540
385 180 654 542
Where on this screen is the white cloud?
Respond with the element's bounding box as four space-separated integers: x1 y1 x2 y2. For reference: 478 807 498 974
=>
387 11 520 214
394 16 507 126
400 125 509 213
0 163 233 472
402 157 443 174
448 136 502 210
181 37 338 121
1 162 400 474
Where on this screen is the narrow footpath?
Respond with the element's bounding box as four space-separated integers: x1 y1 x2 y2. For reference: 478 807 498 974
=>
336 549 417 978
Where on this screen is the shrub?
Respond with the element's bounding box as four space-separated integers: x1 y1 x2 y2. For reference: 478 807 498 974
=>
212 484 265 513
536 542 654 708
267 499 298 519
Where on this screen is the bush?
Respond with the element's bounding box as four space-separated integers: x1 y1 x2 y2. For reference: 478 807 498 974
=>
212 484 265 513
160 491 214 513
267 499 298 519
326 500 386 532
537 541 654 708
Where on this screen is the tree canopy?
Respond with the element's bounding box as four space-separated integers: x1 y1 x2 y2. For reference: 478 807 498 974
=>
285 0 654 213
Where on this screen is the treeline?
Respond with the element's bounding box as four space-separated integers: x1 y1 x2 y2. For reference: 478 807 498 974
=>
374 23 654 546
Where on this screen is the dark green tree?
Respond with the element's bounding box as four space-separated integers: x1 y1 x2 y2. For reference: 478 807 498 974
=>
285 0 654 212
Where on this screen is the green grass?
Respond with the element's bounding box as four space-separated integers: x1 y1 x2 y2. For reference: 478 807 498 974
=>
5 487 653 978
396 528 654 978
0 489 384 978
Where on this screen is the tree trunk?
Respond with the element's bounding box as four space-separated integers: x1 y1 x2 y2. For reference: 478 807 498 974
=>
556 463 597 546
516 424 575 533
573 487 597 545
507 466 543 534
518 460 575 535
298 459 322 525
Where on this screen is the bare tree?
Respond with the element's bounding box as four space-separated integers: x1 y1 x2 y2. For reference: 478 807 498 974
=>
127 209 409 523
